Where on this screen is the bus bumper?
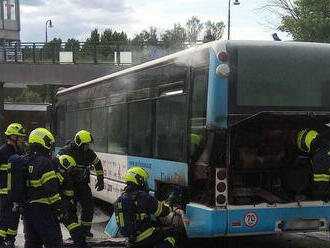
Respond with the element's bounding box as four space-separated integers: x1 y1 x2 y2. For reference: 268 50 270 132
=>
185 203 330 238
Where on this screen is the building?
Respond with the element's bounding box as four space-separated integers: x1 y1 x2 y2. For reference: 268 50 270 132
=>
0 0 20 62
0 0 20 43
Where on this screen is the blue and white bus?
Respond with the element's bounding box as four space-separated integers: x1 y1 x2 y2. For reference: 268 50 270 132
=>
55 40 330 237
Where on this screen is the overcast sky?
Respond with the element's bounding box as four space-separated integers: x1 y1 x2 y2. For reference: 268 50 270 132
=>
20 0 291 42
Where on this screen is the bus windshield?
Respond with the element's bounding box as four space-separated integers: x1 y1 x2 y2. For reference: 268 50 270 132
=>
231 42 330 108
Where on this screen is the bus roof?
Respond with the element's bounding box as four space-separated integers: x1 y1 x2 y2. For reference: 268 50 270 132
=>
56 40 329 96
56 40 225 96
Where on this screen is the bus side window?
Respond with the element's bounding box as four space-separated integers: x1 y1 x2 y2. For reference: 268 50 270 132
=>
154 95 186 162
190 69 208 161
107 104 128 155
128 101 152 157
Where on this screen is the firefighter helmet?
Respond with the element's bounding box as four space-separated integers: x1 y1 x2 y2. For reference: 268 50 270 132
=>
28 128 55 150
74 130 94 146
58 155 76 170
125 167 149 187
5 123 26 137
297 129 319 153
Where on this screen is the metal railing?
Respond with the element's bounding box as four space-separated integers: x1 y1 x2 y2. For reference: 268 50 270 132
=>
0 41 191 65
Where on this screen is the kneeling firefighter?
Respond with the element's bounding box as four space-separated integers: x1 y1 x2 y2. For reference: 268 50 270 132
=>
23 128 68 248
114 167 179 248
53 155 88 248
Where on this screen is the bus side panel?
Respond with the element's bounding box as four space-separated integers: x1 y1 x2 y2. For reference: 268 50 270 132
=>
227 206 330 234
185 204 227 237
127 156 188 190
206 47 228 129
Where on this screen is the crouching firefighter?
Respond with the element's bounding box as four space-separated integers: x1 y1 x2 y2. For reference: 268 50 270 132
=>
0 123 26 248
53 155 88 248
23 128 68 248
114 167 179 248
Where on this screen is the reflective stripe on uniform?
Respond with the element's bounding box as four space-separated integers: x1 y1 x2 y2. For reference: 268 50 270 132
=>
0 229 6 238
314 174 330 182
67 222 80 231
57 172 64 184
135 227 155 242
6 228 17 236
93 156 100 165
29 171 57 187
40 171 57 185
64 190 74 197
0 188 8 194
0 164 8 171
164 237 175 247
29 194 61 205
154 201 163 217
96 170 104 176
81 221 92 227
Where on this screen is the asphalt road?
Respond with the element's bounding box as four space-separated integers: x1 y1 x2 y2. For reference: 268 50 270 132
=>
12 200 330 248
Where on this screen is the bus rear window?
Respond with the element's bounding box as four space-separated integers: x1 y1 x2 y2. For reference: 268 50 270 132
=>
234 43 330 107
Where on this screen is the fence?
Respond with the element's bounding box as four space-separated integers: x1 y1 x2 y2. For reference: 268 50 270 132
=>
0 41 191 65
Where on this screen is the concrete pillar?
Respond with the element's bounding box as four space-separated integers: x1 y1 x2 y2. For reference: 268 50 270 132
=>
0 82 4 143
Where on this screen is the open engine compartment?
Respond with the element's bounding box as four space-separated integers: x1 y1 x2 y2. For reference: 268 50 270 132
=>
228 113 330 205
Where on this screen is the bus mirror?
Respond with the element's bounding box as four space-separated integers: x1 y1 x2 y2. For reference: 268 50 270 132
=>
216 64 230 78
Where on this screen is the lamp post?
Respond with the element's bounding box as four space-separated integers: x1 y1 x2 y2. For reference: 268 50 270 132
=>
45 19 53 43
228 0 240 40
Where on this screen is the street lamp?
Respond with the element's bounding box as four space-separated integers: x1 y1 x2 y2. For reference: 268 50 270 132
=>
45 19 53 43
228 0 240 40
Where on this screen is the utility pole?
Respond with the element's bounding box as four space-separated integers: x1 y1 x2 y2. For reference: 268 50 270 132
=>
0 82 5 143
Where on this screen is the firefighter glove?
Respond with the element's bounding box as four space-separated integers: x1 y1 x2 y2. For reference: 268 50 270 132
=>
95 175 104 191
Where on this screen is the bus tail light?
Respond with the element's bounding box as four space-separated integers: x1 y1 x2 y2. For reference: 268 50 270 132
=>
215 168 228 206
216 64 230 78
218 51 228 62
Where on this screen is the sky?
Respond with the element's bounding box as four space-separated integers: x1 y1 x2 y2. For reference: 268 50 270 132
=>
20 0 291 42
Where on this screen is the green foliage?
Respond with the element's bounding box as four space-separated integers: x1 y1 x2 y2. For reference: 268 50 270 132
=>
266 0 330 42
186 16 204 43
43 38 62 60
204 21 225 40
65 38 80 52
132 27 158 47
15 89 42 103
162 24 187 49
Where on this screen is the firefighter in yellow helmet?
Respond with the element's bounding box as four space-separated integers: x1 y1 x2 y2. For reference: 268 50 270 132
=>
52 155 88 248
297 129 330 200
23 128 68 248
0 123 26 248
57 130 104 237
114 167 179 248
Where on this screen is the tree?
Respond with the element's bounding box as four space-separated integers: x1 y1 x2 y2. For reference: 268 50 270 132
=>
161 24 187 49
81 29 100 58
132 27 158 47
43 38 62 61
65 38 80 52
263 0 330 42
204 21 225 40
186 16 204 43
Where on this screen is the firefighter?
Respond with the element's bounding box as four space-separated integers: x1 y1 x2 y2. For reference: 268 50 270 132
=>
297 129 330 200
114 167 179 248
23 128 68 248
57 130 104 237
0 123 26 248
53 154 88 248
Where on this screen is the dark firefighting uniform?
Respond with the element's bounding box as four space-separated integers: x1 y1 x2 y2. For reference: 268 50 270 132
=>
58 142 104 233
310 145 330 200
23 151 64 248
0 143 22 245
52 157 88 248
116 187 177 248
